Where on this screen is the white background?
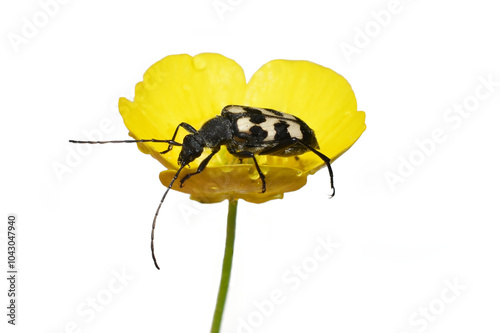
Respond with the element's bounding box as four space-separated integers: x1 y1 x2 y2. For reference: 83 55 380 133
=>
1 0 499 332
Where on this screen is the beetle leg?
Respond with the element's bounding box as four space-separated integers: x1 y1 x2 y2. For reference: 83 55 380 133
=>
179 147 220 188
160 122 198 154
228 150 266 193
296 140 335 197
260 138 335 197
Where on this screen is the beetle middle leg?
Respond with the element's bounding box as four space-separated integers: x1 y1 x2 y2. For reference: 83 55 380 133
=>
228 150 266 193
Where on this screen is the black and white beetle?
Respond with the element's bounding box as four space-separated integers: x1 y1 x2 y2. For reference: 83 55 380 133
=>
70 105 335 269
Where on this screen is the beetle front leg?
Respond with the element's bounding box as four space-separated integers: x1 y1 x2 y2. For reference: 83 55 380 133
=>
160 122 198 154
179 147 220 187
229 150 266 193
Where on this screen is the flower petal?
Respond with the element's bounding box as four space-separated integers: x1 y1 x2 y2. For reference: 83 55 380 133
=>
118 54 366 203
119 53 247 169
245 59 366 174
159 164 307 204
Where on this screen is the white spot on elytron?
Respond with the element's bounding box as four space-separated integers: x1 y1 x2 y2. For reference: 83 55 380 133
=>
225 105 246 114
224 105 297 121
236 118 303 140
236 117 280 139
285 120 303 140
259 108 296 120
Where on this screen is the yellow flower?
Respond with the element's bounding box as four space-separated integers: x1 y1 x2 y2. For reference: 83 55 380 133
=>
118 53 366 203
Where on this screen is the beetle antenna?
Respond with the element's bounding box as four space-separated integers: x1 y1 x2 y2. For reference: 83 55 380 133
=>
69 139 182 146
151 164 186 270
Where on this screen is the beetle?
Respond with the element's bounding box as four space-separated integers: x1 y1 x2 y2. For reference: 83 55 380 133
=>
70 105 335 269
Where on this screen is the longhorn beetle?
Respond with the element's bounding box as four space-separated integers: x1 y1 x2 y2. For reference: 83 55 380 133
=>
70 105 335 269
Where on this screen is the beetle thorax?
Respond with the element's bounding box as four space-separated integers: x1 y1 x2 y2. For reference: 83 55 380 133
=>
197 116 233 148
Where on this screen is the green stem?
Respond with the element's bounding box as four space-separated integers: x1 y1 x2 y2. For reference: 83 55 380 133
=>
210 198 238 333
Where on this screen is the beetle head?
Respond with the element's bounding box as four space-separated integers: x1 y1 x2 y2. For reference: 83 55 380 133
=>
178 134 204 166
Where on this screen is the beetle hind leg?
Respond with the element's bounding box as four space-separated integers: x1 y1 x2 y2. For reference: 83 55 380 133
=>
260 138 335 197
297 140 335 197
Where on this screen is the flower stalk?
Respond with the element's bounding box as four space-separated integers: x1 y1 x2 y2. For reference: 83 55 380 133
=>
211 198 238 333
